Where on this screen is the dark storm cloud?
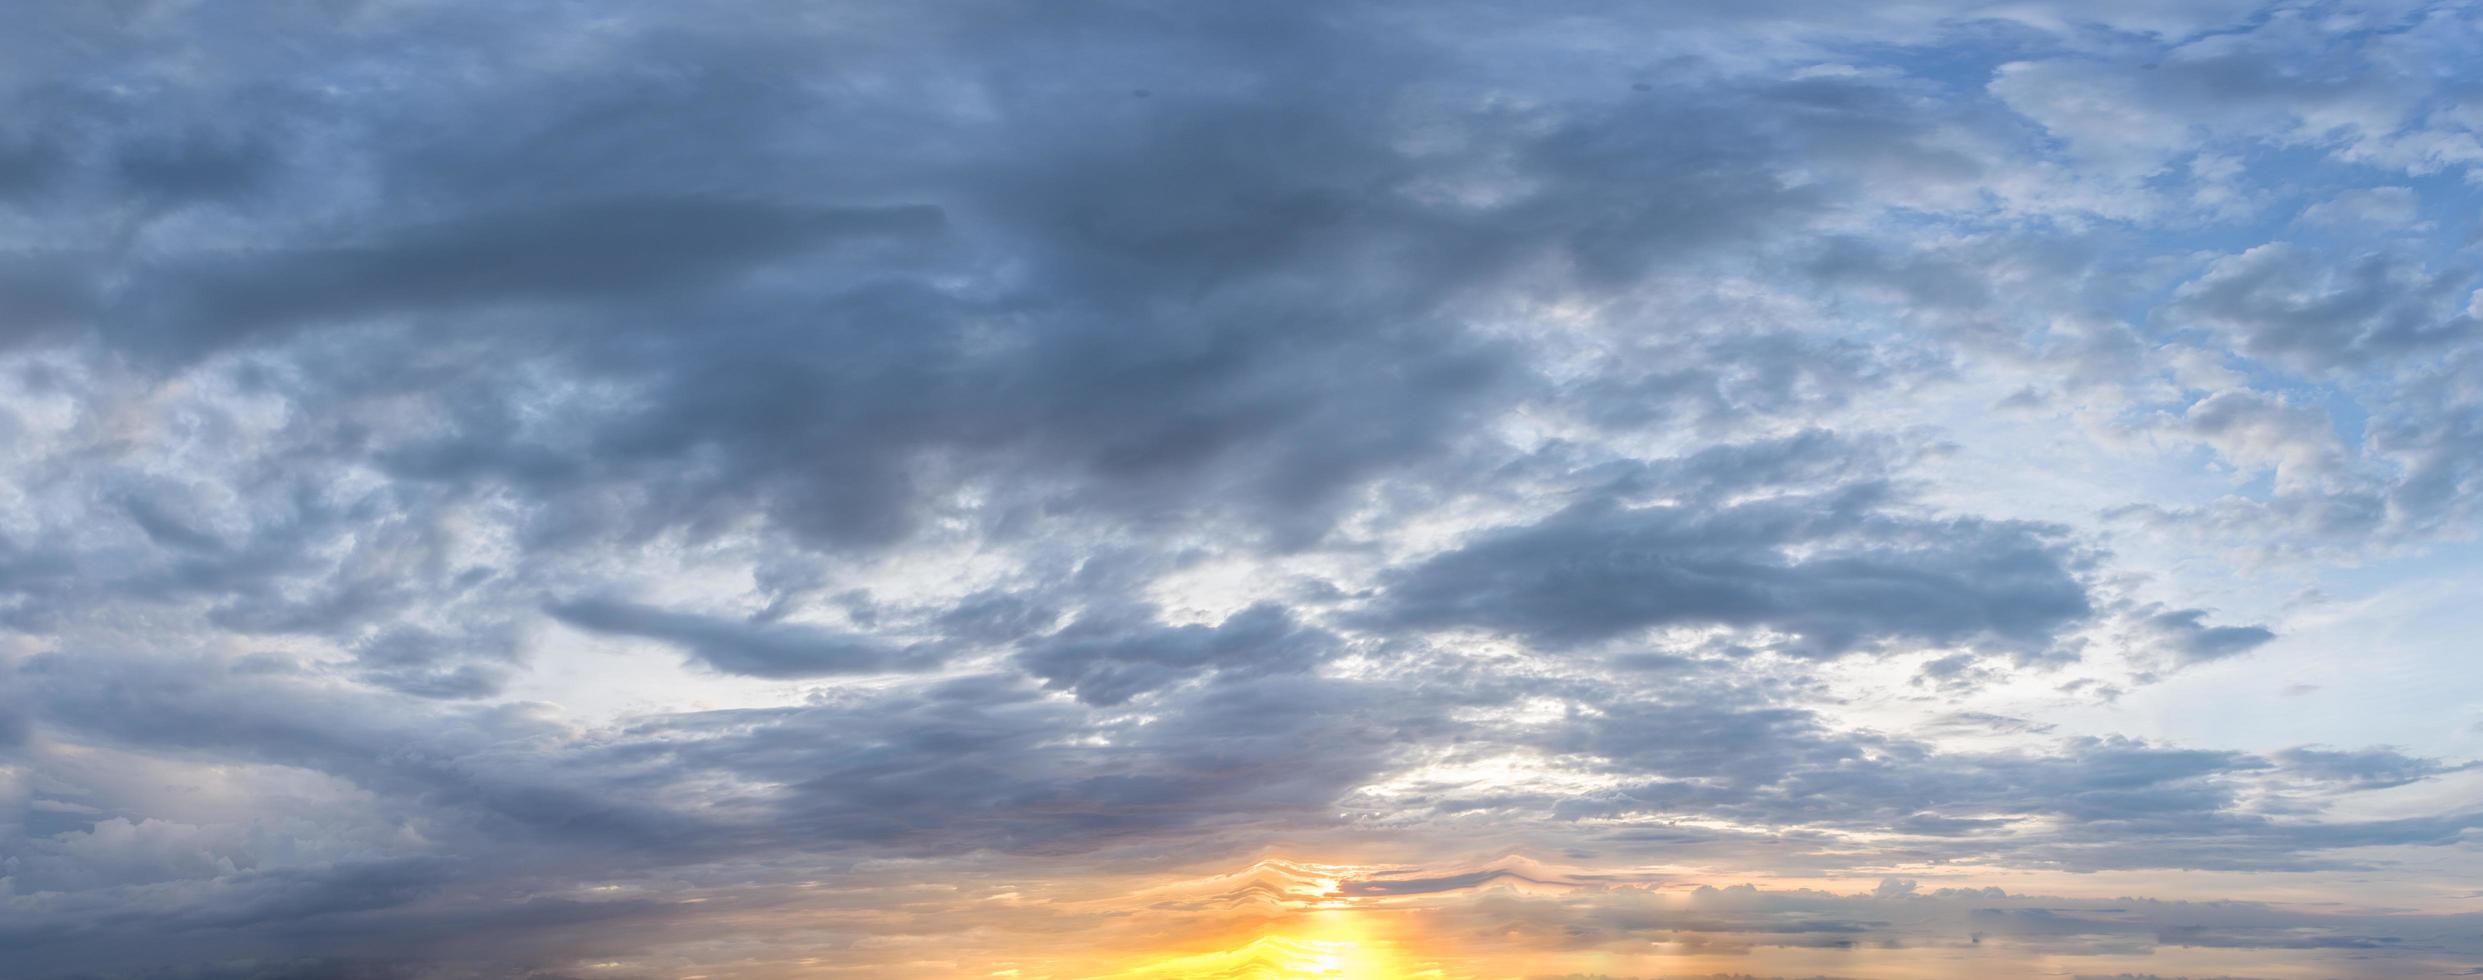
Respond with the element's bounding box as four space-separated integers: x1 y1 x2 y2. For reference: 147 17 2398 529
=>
0 135 66 197
129 198 945 360
0 0 2028 558
61 629 2448 891
0 0 1520 549
1014 601 1337 705
347 625 518 700
1367 489 2093 657
0 253 97 345
14 651 712 853
1362 436 2114 668
1417 673 2481 873
8 649 1420 869
110 128 276 205
546 597 931 678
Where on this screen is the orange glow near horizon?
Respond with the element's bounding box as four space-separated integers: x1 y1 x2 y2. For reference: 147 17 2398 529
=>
828 853 2483 980
1101 909 1444 979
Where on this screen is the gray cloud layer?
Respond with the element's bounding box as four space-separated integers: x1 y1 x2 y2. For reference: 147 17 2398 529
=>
4 0 2482 977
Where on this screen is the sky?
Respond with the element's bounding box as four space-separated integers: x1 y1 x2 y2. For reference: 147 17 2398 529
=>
5 1 2483 978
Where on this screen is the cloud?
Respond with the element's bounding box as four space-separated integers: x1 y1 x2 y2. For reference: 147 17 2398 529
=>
2166 244 2478 373
128 198 946 360
1399 874 2483 965
1366 468 2093 658
2276 746 2477 789
2297 186 2424 229
546 597 932 678
4 1 2482 977
2138 607 2278 667
1014 601 1337 705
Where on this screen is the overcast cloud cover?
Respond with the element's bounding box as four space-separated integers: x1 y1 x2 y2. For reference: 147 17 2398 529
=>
5 1 2483 977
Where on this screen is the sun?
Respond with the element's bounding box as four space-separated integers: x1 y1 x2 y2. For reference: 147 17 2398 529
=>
1105 909 1442 979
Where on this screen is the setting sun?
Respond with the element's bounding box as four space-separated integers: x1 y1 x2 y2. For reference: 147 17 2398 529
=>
1108 909 1439 980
